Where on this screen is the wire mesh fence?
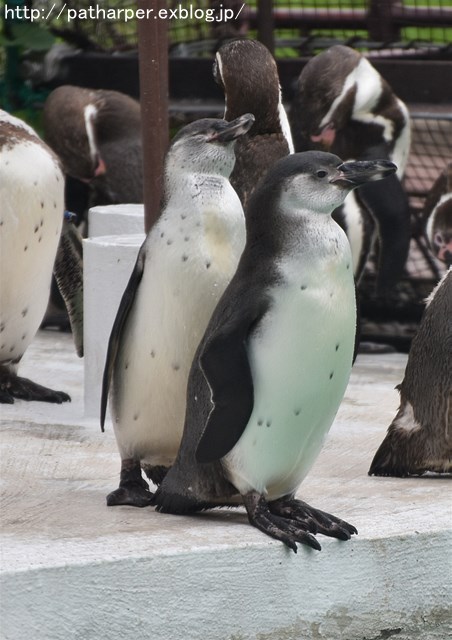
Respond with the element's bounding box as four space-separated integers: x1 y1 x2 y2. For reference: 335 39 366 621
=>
28 1 452 56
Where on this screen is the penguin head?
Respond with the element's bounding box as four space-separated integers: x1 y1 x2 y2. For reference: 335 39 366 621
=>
43 86 141 184
254 151 397 216
167 114 255 177
214 39 284 134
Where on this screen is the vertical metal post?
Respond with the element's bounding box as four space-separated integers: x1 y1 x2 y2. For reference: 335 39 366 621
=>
137 0 169 234
257 0 275 54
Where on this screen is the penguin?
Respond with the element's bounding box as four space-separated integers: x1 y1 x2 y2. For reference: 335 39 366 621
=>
425 163 452 266
42 85 143 209
101 114 255 507
0 110 70 404
289 45 411 292
153 151 397 551
214 38 294 210
369 267 452 477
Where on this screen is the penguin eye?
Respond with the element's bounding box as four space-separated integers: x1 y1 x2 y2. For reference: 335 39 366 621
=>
316 170 328 179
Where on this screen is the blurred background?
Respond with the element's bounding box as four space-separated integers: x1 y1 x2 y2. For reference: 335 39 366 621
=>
1 0 451 350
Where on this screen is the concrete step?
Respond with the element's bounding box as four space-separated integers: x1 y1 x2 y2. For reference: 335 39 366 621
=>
0 331 450 640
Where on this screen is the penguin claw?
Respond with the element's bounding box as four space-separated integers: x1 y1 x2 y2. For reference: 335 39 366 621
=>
106 483 154 508
268 497 358 540
0 373 70 404
243 491 322 552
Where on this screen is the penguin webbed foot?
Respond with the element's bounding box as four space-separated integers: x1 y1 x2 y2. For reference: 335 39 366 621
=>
268 496 358 542
243 492 322 553
0 372 70 404
107 458 154 508
106 483 154 507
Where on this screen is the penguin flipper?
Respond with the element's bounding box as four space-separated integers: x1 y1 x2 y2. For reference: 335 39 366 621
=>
53 218 84 357
100 242 146 430
195 290 271 464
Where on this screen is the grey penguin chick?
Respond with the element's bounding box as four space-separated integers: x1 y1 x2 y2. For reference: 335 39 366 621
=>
214 38 294 210
289 45 411 292
101 114 255 507
369 267 452 477
0 110 70 404
43 85 143 206
153 151 397 551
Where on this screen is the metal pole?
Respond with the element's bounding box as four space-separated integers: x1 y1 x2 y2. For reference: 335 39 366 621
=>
137 0 169 234
257 0 275 54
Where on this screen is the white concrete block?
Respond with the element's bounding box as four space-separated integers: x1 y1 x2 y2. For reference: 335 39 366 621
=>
83 233 145 418
88 203 144 237
1 337 451 640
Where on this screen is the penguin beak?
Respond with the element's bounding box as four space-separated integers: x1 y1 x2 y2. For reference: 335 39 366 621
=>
330 160 397 188
207 113 255 143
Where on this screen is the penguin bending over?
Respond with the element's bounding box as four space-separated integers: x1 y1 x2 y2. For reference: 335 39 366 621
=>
43 85 143 207
153 151 396 551
214 38 294 210
101 115 254 507
0 111 70 404
290 45 411 292
369 267 452 477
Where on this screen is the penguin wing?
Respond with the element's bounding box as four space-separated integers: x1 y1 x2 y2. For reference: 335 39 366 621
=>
54 219 84 357
100 242 146 431
195 286 271 464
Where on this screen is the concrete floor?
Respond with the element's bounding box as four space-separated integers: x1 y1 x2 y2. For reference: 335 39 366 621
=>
1 330 451 640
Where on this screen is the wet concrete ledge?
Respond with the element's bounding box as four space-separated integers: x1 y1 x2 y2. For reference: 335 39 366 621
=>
1 331 451 640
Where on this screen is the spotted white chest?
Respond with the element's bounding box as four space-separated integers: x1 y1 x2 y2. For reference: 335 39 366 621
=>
223 220 356 500
111 176 245 465
0 137 64 368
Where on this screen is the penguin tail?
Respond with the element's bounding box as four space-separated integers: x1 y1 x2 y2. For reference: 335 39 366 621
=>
368 409 427 477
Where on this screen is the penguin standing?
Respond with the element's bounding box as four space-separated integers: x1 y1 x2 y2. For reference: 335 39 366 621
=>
214 38 294 209
43 85 143 208
0 111 70 403
369 267 452 477
290 45 411 292
101 115 255 507
153 151 396 551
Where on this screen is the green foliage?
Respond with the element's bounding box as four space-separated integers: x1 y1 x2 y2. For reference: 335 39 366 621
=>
0 21 55 50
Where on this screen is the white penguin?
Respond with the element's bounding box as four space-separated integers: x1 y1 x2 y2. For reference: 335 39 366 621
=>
101 115 255 506
153 151 397 551
0 110 70 403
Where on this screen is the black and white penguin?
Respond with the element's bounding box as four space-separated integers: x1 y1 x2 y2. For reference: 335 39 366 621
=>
153 151 396 551
101 114 255 507
0 110 70 403
425 163 452 266
290 45 411 292
369 267 452 477
43 85 143 208
214 38 294 209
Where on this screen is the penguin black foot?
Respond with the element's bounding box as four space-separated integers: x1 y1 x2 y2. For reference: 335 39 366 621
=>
107 459 154 507
0 371 71 404
243 491 321 553
268 496 358 543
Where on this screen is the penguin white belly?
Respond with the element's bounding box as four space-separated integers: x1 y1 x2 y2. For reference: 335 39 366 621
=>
112 195 245 465
0 140 64 367
223 235 356 500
